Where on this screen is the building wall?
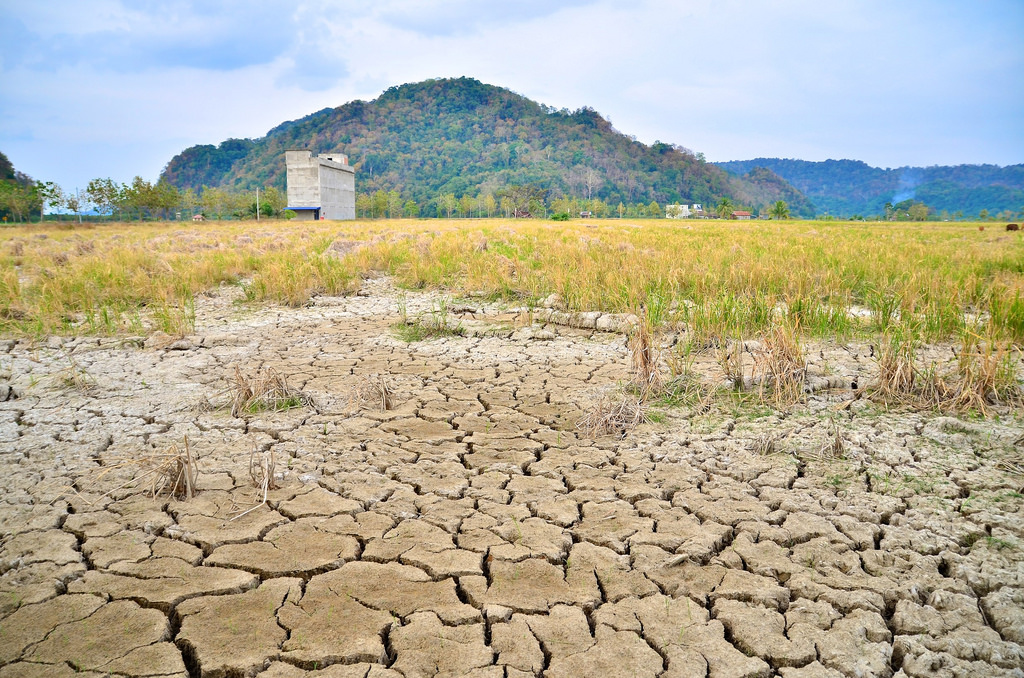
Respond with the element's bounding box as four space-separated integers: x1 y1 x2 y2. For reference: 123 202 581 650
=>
292 209 319 221
285 151 321 208
285 150 356 220
318 157 355 220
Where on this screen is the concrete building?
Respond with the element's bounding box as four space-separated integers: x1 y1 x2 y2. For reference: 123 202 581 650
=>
285 150 355 221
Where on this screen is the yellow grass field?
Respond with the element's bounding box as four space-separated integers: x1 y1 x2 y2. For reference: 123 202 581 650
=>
1 218 1022 343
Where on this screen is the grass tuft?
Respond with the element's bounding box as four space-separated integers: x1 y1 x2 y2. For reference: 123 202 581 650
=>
353 374 394 411
230 366 314 417
752 322 806 408
91 437 199 501
576 393 649 437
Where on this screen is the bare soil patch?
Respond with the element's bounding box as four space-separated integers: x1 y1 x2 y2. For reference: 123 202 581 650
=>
0 278 1022 677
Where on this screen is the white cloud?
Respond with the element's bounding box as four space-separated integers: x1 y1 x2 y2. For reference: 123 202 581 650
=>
1 0 1021 189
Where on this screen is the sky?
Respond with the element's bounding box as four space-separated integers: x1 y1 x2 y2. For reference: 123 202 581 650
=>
1 0 1022 191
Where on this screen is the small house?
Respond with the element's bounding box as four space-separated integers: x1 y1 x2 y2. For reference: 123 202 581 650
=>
732 211 752 220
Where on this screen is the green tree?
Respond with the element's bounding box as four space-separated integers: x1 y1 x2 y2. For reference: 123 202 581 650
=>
200 186 231 219
500 185 546 218
371 190 388 218
356 193 372 218
0 182 36 222
717 198 734 219
979 209 989 220
387 191 402 219
769 200 790 220
180 188 199 217
483 193 497 218
436 193 456 218
908 203 930 221
64 188 86 223
403 200 420 218
86 178 124 220
37 182 65 221
458 194 474 218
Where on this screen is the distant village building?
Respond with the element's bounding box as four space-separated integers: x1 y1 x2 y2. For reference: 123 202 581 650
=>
732 210 752 220
666 203 703 219
285 150 355 221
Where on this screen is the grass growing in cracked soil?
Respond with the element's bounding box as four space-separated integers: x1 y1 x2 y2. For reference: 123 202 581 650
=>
1 217 1022 343
229 366 315 417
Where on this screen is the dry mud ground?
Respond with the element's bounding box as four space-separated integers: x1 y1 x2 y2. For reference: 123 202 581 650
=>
0 279 1022 678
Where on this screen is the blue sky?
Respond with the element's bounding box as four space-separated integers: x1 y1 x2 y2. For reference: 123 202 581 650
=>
1 0 1022 191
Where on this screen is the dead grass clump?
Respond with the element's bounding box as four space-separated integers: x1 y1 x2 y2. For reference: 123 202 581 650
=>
752 322 806 408
231 366 314 417
717 339 744 390
352 374 394 411
868 324 920 406
56 353 97 392
750 433 777 455
932 336 1022 415
231 447 277 521
94 437 199 501
822 420 846 459
577 393 649 437
628 318 662 397
249 447 278 492
869 326 1021 415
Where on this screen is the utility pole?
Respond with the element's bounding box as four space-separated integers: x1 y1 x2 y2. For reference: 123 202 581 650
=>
256 187 260 221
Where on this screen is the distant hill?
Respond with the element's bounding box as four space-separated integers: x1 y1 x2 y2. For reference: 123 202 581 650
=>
161 78 804 212
715 158 1024 217
728 166 816 218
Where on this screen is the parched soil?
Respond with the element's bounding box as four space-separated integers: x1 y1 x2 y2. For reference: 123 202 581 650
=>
0 279 1022 678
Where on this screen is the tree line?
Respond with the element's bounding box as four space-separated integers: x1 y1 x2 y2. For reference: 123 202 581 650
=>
354 187 667 220
16 176 290 222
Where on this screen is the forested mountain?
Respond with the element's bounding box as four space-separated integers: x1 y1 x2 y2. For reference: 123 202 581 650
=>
716 158 1024 218
161 78 801 211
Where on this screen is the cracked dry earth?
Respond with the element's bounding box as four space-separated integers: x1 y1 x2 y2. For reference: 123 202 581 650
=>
1 279 1023 678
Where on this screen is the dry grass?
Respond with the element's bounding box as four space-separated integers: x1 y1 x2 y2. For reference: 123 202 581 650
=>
717 340 744 390
752 322 806 408
230 366 314 417
352 374 394 411
822 420 846 460
55 352 97 392
867 323 1022 415
93 437 199 501
929 336 1022 415
750 433 778 455
868 324 920 406
628 317 662 397
577 393 650 437
248 447 278 492
231 447 277 521
0 218 1021 343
